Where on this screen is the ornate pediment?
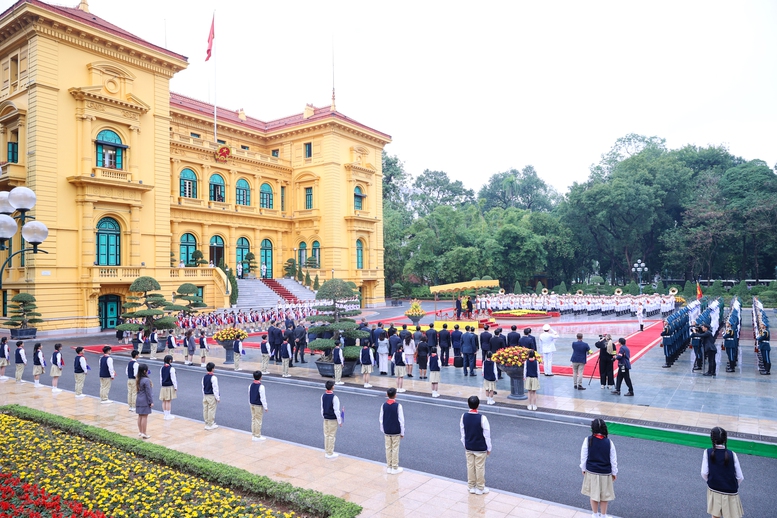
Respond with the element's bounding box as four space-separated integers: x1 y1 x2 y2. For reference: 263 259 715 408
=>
69 86 150 115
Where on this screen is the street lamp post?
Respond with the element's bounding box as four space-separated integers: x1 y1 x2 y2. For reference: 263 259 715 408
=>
331 268 335 280
0 187 49 289
632 259 647 295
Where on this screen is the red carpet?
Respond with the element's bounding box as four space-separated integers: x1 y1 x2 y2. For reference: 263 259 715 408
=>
550 321 663 377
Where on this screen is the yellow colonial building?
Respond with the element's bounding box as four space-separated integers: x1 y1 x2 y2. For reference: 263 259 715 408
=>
0 0 390 335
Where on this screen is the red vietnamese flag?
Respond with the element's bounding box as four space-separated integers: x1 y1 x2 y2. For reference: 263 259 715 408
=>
205 15 214 61
696 282 703 300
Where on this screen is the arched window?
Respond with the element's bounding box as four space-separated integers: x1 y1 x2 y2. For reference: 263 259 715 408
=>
209 174 225 202
95 217 121 266
261 239 273 278
235 178 251 206
356 240 364 269
298 242 307 267
209 235 225 266
260 183 274 209
236 237 250 267
354 186 365 211
312 241 320 268
180 168 198 198
95 129 126 170
179 233 197 266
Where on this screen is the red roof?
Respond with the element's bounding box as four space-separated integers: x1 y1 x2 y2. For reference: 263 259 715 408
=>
170 92 391 140
1 0 187 62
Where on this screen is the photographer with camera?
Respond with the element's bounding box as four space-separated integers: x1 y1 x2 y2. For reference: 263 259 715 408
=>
689 321 704 371
595 334 616 390
690 323 717 377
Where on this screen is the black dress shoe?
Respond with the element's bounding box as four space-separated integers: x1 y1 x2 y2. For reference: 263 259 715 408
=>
578 386 586 390
703 373 712 376
407 374 413 378
611 390 620 395
624 392 634 396
470 374 476 377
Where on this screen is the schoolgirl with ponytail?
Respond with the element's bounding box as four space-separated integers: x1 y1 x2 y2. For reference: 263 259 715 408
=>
701 427 744 518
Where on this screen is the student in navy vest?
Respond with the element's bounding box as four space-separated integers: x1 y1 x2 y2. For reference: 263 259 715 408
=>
701 427 744 518
73 346 88 398
332 343 345 385
32 342 45 388
126 350 140 412
580 419 618 518
321 380 342 458
14 341 26 383
0 336 9 381
524 350 540 410
98 346 116 404
249 370 269 441
135 363 153 439
392 344 406 393
379 387 405 474
233 336 245 371
460 396 491 494
198 330 209 367
359 342 375 388
429 349 441 397
280 338 292 378
482 351 497 405
259 334 271 374
202 362 221 430
159 355 178 420
149 327 159 359
50 343 64 393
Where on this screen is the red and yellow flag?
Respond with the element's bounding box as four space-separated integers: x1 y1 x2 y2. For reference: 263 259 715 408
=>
205 15 214 61
696 282 703 300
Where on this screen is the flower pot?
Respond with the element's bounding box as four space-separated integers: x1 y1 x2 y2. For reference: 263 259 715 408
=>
315 360 357 378
10 328 37 340
218 340 235 365
408 316 421 326
499 364 528 400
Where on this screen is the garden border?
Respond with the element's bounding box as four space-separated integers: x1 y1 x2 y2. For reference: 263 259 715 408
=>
0 404 361 518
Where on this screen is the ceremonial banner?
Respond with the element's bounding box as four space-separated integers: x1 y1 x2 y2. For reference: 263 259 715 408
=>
205 15 214 61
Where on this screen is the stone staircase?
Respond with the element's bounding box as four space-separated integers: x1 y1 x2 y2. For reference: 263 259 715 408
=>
261 278 299 303
276 278 317 301
235 278 282 309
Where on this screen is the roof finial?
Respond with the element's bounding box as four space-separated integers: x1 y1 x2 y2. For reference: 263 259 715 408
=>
77 0 90 13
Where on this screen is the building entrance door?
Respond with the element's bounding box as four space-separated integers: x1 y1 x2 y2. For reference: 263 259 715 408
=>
98 295 121 330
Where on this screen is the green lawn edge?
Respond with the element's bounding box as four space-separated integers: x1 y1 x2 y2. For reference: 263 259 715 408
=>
608 422 777 459
0 404 362 518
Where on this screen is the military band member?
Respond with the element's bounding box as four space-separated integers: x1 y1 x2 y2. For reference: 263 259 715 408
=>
757 324 770 375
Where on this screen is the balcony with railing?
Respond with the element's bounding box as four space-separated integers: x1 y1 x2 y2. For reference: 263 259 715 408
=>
171 133 291 168
0 161 26 188
353 269 380 280
92 266 143 281
92 167 131 182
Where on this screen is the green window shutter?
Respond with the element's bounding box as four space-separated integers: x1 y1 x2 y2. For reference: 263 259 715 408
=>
116 148 123 170
96 144 103 167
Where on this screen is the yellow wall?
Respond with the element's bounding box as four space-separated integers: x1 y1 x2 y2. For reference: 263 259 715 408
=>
0 2 388 335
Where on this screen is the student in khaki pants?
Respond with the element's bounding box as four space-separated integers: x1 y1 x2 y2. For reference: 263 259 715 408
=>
98 346 115 403
126 350 139 412
14 341 27 383
202 362 220 430
321 380 342 458
460 396 492 495
379 387 405 474
332 344 345 385
249 370 268 441
73 347 88 398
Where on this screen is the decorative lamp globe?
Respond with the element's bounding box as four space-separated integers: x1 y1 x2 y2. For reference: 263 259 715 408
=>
0 192 14 215
8 186 37 212
0 214 17 240
21 220 48 245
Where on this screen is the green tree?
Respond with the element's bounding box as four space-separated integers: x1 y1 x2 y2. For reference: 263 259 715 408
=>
190 249 207 267
412 170 475 217
284 259 297 278
244 252 258 273
171 283 206 316
304 270 312 287
3 293 43 329
306 279 370 360
296 262 304 282
535 281 544 294
478 166 558 212
116 276 176 336
305 255 319 269
557 281 568 294
513 280 522 294
313 274 320 290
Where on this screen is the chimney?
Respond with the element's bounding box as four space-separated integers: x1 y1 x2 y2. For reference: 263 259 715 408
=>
303 104 315 120
78 1 90 13
237 108 246 121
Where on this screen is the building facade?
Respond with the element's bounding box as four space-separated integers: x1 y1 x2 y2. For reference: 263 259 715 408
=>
0 0 389 334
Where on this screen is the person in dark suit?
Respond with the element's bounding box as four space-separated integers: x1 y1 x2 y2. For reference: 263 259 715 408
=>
399 324 411 343
270 322 283 363
388 328 402 376
452 324 463 359
507 325 521 347
466 297 474 319
611 338 633 396
425 323 438 353
490 328 507 379
479 326 492 363
372 323 384 347
455 296 463 320
461 326 477 376
518 327 537 351
691 324 716 377
439 324 451 366
293 323 308 363
284 325 296 366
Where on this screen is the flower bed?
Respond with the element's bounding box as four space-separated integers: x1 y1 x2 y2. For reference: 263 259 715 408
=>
492 310 548 317
0 405 361 518
491 346 542 368
0 473 107 517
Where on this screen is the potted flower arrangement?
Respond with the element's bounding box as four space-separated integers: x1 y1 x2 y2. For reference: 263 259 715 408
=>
491 346 542 400
3 292 43 339
404 299 425 326
213 327 248 364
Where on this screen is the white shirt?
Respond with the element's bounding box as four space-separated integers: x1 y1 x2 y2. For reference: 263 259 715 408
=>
580 436 619 476
249 382 268 411
202 373 220 401
126 361 139 378
539 330 559 353
701 446 743 484
102 356 115 378
161 366 178 390
77 356 87 373
17 348 27 364
459 410 492 452
379 400 405 436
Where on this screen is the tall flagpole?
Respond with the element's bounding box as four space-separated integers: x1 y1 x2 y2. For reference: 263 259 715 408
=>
212 11 217 142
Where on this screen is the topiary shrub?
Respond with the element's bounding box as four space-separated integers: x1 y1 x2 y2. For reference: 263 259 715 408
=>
3 293 43 329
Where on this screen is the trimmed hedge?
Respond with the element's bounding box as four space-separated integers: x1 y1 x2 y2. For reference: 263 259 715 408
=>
0 404 361 518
